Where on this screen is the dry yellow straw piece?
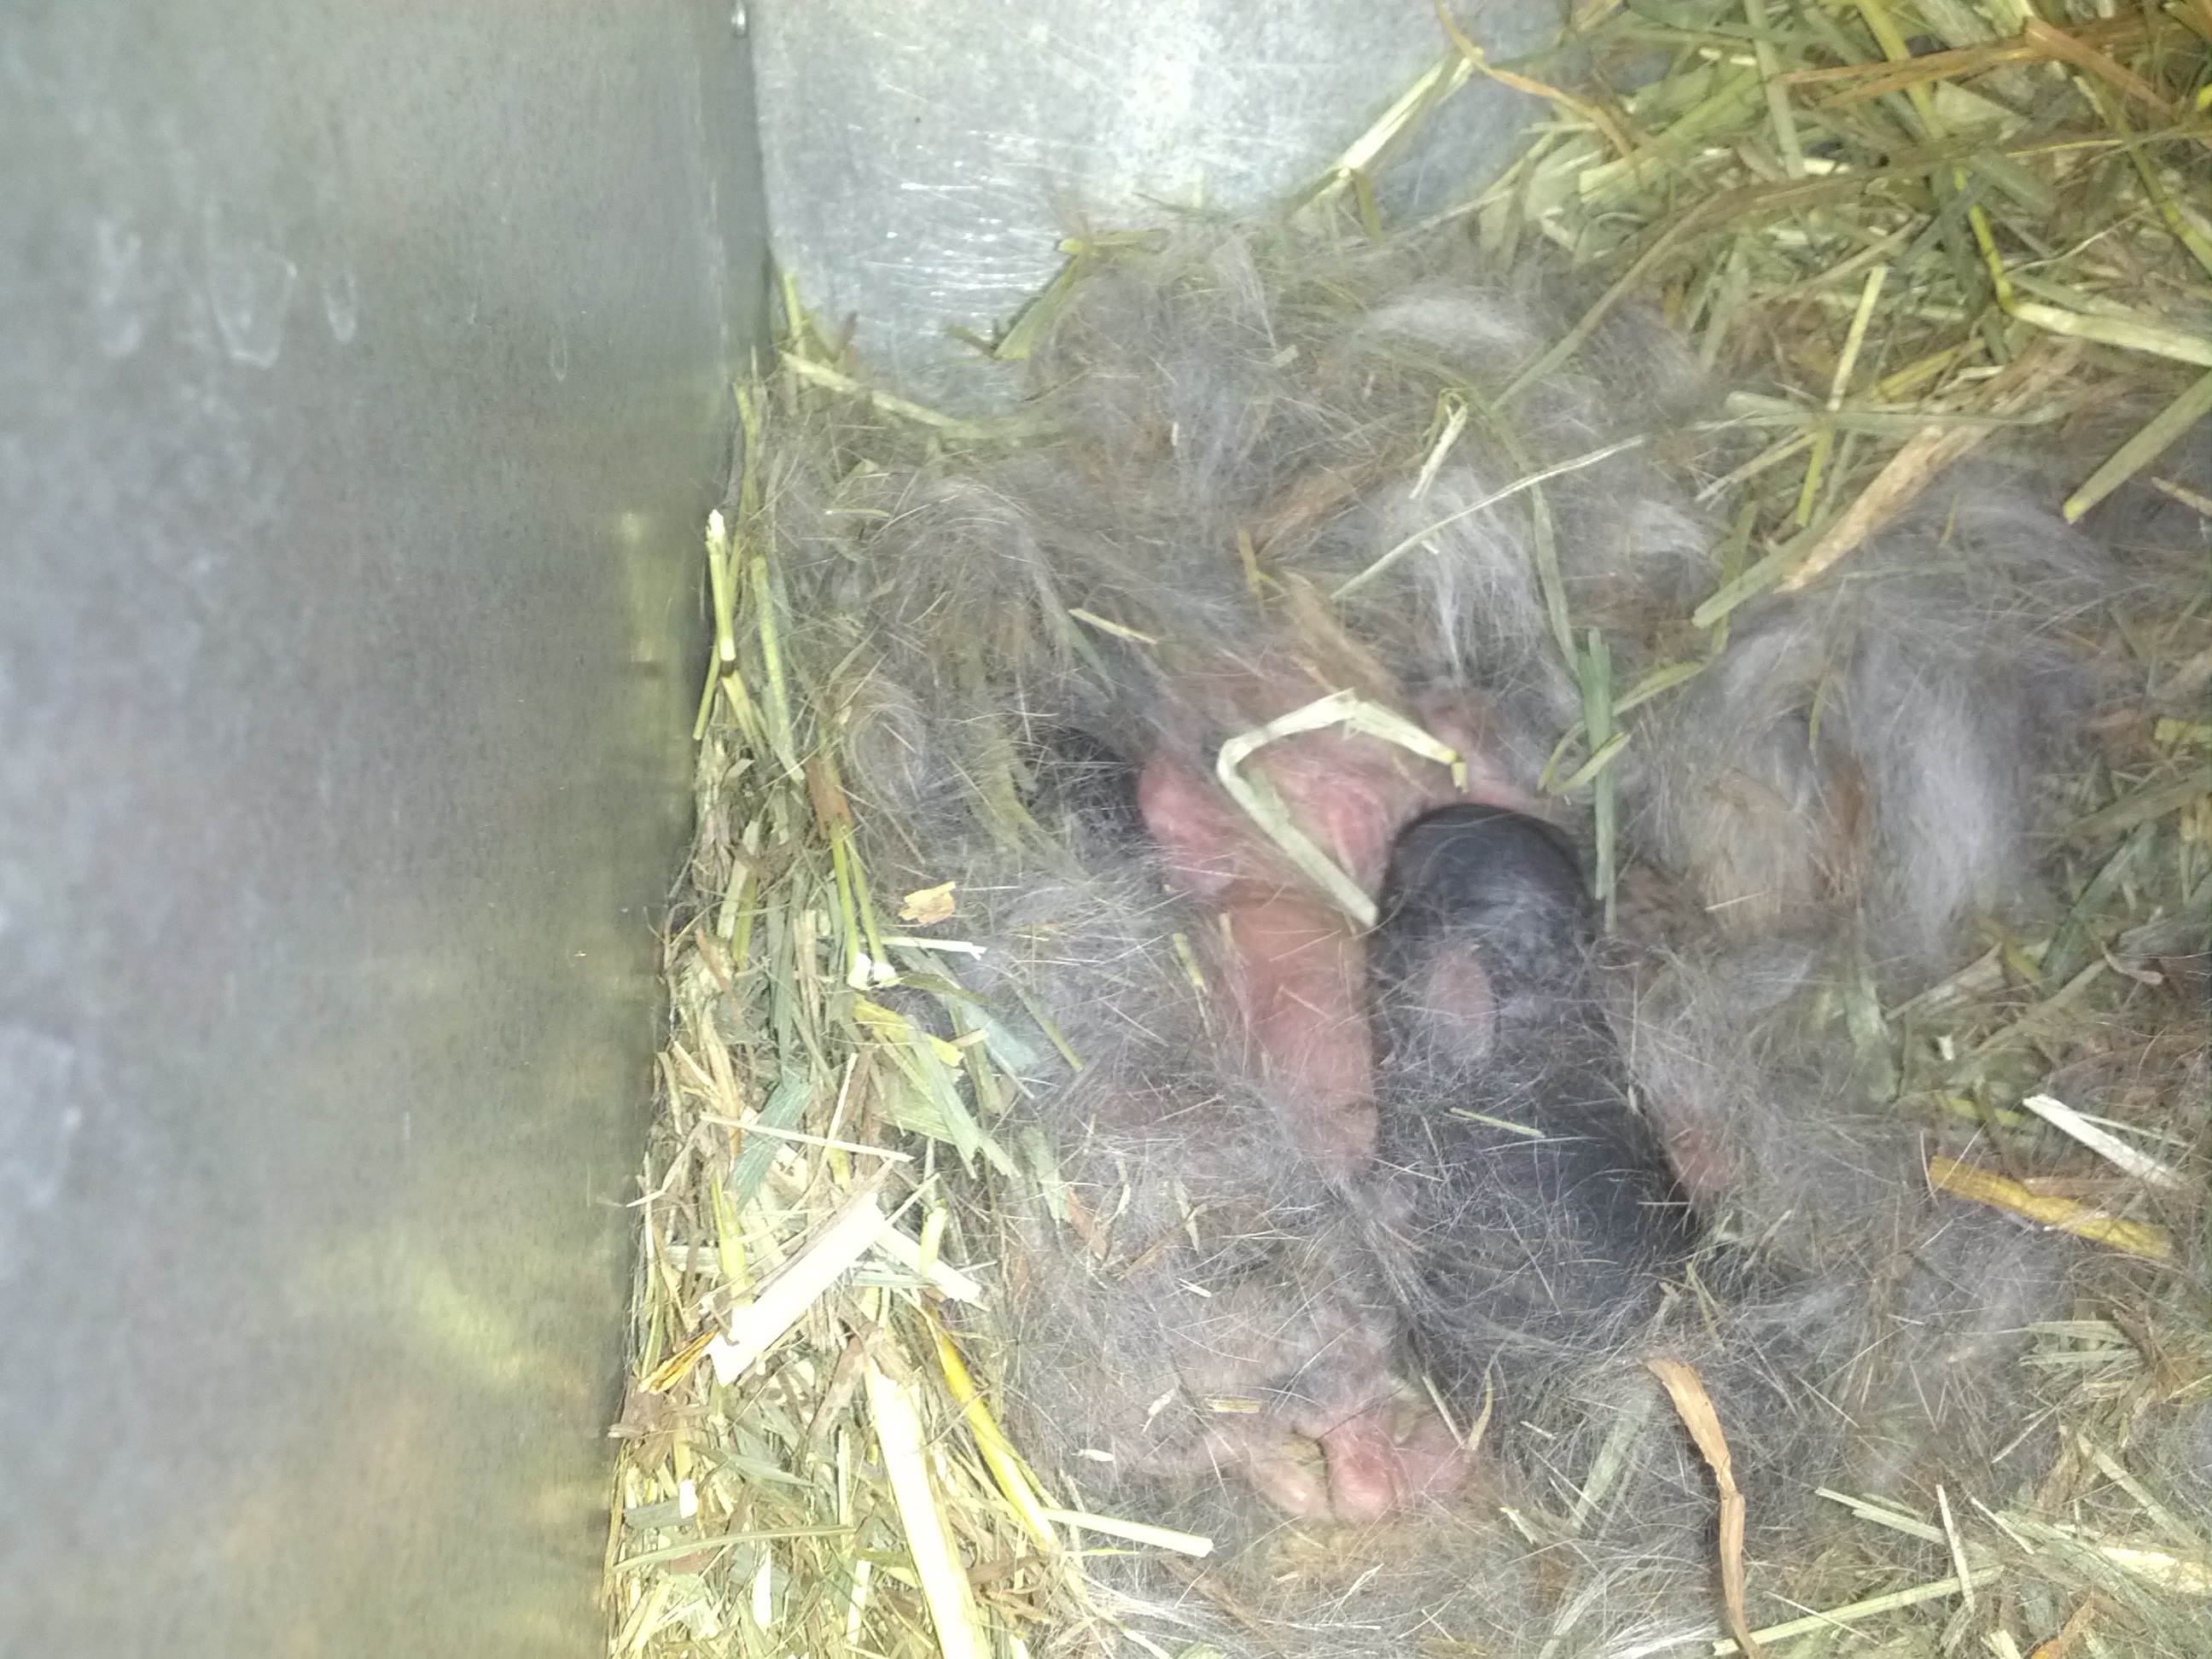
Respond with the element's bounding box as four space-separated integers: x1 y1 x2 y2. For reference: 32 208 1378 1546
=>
1067 606 1160 644
2017 1092 2186 1190
1926 1153 2173 1260
1648 1357 1764 1659
705 509 737 667
874 1224 987 1302
2008 300 2212 370
1816 1487 1949 1545
706 1185 891 1384
865 1358 989 1659
929 1318 1061 1553
1335 434 1650 599
1937 1484 1977 1613
1295 49 1476 229
1435 0 1639 161
2094 1544 2212 1596
1215 689 1464 927
1778 341 2081 592
1708 1564 2007 1655
778 350 999 440
1037 1508 1214 1557
2072 1433 2208 1557
2065 370 2212 523
643 1324 720 1395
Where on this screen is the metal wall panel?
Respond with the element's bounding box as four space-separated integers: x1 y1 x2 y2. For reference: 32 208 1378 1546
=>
0 3 765 1651
752 0 1555 400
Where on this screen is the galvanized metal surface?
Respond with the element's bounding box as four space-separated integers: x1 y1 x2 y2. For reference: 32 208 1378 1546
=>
0 3 765 1652
751 0 1556 400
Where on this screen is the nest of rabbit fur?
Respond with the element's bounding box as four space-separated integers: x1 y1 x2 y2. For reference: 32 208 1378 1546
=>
604 9 2210 1658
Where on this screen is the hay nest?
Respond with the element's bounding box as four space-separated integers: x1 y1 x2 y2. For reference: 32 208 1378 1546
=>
604 6 2209 1656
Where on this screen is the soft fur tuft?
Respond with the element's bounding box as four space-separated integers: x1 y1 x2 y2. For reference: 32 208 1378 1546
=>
755 227 2206 1656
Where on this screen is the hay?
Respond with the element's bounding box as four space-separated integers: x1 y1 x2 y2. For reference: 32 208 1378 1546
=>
605 7 2209 1656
